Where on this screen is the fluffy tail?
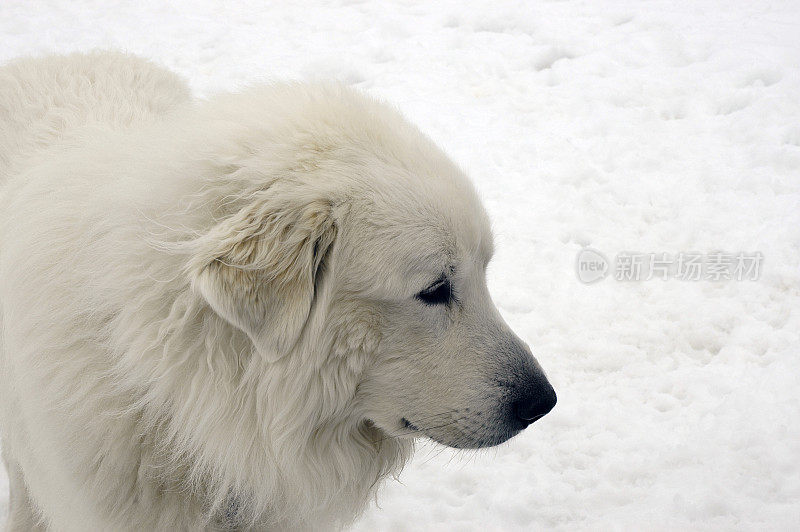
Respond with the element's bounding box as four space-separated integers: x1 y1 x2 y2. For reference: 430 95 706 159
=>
0 50 191 182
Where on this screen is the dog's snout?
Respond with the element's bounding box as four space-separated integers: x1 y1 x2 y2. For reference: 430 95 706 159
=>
511 385 556 428
494 333 557 430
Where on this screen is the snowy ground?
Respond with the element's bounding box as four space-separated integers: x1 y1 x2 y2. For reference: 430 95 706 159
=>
2 0 799 529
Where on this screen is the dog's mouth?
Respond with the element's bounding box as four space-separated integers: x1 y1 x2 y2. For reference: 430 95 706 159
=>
401 417 419 431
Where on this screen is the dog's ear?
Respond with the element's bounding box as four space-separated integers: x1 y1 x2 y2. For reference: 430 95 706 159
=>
189 190 337 361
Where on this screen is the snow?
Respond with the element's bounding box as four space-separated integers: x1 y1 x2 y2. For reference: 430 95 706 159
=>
2 0 799 529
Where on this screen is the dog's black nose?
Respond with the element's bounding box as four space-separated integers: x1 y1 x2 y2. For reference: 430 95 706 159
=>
512 387 557 427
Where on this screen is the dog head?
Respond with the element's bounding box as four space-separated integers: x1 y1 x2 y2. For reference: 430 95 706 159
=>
189 84 555 449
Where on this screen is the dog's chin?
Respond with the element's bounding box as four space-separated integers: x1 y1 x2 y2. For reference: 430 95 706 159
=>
429 428 521 449
397 417 521 449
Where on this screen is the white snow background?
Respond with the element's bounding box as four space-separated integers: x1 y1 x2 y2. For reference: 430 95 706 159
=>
1 1 799 529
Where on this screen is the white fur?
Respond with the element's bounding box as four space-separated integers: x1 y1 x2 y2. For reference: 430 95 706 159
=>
0 51 553 530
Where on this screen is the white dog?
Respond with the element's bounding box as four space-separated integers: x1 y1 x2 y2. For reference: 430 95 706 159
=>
0 51 556 531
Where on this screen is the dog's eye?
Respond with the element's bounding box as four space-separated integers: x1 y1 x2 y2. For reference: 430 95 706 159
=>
416 277 452 306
